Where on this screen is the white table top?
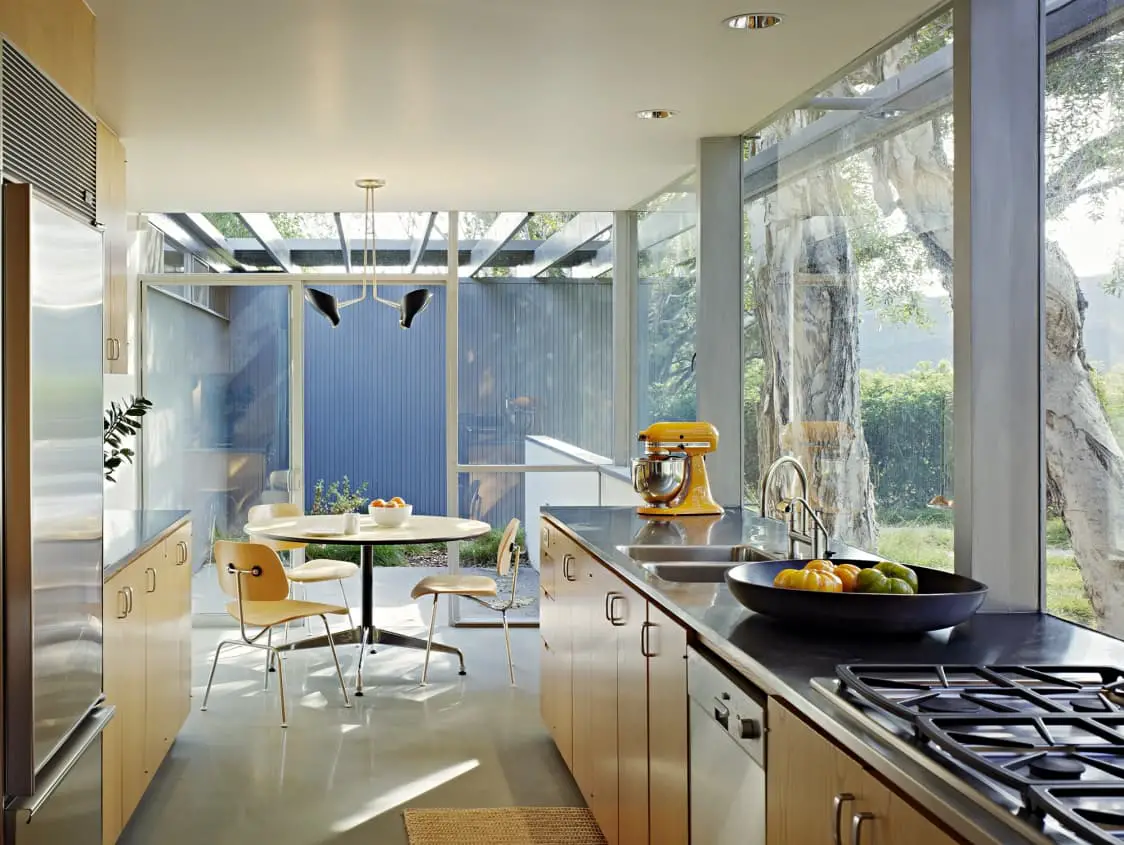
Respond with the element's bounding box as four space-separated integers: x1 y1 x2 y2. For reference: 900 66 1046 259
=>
245 513 491 546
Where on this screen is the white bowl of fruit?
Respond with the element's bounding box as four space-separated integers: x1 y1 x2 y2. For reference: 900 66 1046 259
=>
368 497 412 528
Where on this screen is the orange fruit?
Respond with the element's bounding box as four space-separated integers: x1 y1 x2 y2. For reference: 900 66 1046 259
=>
370 498 387 508
390 496 405 506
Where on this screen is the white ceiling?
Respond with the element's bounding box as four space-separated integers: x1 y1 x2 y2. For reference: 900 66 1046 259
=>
89 0 938 212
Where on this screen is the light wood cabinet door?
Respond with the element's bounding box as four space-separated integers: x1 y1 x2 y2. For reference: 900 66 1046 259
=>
615 586 649 845
96 121 128 374
587 563 619 845
0 0 95 110
767 701 886 845
166 525 193 728
568 550 595 801
645 602 688 845
856 792 960 845
104 562 148 832
143 545 183 773
540 520 558 599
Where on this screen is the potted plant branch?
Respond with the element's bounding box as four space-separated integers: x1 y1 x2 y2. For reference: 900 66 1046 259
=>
104 396 152 482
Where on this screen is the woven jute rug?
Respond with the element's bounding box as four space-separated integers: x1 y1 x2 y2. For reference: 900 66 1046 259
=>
402 807 607 845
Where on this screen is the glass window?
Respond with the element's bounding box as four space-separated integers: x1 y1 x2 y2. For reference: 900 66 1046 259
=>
1043 11 1124 631
743 13 955 569
637 175 698 427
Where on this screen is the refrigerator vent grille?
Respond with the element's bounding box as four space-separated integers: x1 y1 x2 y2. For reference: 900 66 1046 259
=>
1 41 97 221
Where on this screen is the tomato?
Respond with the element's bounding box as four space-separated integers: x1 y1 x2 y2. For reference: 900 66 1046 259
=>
854 567 915 595
773 568 843 592
803 559 835 574
874 561 919 592
833 563 861 592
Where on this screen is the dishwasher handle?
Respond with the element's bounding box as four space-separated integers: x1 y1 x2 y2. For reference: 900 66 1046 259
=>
713 697 730 730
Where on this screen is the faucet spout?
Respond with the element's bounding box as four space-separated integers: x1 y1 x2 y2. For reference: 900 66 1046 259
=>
783 496 829 560
760 455 809 520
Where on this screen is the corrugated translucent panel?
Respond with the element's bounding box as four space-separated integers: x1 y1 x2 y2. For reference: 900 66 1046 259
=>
303 286 447 514
457 279 613 463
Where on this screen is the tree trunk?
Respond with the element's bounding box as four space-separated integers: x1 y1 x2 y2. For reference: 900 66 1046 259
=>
749 139 878 549
1044 242 1124 635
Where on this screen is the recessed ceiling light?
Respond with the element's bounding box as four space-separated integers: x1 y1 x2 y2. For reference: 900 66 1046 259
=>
724 12 783 30
636 109 676 120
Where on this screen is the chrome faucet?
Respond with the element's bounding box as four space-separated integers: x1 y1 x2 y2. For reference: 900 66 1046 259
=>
783 496 829 559
759 455 809 520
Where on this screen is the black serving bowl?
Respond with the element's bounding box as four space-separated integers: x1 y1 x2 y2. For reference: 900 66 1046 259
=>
724 559 988 635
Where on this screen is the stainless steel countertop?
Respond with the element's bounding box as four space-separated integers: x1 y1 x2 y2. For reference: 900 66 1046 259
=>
542 506 1122 845
103 509 191 580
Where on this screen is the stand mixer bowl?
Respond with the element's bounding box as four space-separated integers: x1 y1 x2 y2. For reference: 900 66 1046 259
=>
631 454 688 506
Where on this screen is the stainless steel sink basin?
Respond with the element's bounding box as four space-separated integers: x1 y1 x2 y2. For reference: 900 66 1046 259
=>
640 562 735 583
616 544 776 563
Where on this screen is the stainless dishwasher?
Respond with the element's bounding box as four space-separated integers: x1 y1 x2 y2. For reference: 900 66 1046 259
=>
688 646 766 845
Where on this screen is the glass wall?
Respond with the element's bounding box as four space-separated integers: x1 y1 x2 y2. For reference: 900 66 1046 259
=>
637 175 698 427
143 285 291 614
1042 9 1124 631
743 13 955 569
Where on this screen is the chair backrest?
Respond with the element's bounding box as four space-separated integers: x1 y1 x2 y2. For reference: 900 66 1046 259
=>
213 541 290 602
248 501 302 523
496 518 520 576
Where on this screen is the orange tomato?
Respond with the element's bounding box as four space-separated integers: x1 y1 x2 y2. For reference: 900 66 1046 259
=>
803 559 836 574
833 563 862 592
774 568 843 592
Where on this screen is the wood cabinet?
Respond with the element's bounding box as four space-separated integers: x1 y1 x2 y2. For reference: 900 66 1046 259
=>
539 518 689 845
0 0 96 111
103 523 193 845
97 121 129 374
768 700 961 845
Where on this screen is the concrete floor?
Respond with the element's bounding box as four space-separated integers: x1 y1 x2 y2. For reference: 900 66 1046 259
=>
121 573 581 845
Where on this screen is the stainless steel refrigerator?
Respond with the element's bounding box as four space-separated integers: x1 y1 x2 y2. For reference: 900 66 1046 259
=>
1 182 110 844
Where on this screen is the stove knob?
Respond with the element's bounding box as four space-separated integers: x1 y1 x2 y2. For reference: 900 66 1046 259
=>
737 718 762 740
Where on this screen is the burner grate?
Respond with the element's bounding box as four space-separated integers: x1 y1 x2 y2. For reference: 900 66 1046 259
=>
1031 784 1124 844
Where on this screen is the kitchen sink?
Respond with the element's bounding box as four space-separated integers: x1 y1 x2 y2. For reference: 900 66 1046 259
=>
640 562 736 583
616 544 776 564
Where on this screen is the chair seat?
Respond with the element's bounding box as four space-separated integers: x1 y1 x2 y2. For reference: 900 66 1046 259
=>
226 599 350 627
410 574 498 600
287 559 359 582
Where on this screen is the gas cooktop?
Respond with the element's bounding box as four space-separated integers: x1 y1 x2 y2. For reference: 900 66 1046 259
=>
819 664 1124 844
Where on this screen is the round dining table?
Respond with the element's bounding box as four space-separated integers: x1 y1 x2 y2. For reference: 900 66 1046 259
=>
246 513 490 694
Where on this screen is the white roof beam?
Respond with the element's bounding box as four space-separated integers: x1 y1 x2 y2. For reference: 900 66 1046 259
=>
464 212 531 277
527 211 612 278
149 213 231 272
238 213 295 272
408 212 438 273
333 213 352 272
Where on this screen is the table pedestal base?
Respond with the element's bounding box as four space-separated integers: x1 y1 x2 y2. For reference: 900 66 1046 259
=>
277 624 466 694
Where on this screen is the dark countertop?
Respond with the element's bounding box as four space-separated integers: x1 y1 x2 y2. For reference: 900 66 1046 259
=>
542 506 1122 845
104 509 191 580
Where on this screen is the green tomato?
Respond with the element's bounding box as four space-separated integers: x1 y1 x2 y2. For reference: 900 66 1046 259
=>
854 568 891 594
887 578 916 595
875 561 918 593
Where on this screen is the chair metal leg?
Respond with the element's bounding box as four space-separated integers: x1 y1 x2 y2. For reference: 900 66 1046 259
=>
322 615 351 708
272 645 288 728
354 626 368 696
201 640 233 712
421 595 440 685
502 610 515 686
337 579 355 630
265 628 274 686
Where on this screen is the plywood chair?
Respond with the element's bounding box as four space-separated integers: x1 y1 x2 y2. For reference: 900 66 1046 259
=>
247 502 358 628
203 541 351 727
410 518 523 685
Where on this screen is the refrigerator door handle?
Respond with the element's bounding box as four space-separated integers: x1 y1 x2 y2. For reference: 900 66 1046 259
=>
7 706 114 821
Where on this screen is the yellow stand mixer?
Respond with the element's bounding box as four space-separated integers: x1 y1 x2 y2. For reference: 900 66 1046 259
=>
631 421 724 517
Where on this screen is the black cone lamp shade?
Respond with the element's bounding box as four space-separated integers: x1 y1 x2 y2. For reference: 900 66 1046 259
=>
399 288 432 329
305 287 341 327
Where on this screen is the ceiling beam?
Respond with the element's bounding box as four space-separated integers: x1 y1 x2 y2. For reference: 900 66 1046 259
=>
148 213 231 272
237 213 296 272
571 209 695 279
333 212 351 272
177 213 245 269
408 212 438 273
464 212 531 277
527 211 613 278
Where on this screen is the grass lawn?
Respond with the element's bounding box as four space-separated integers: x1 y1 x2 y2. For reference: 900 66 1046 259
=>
875 518 1096 628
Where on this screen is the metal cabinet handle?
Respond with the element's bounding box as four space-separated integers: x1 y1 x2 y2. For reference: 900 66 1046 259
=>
641 621 656 658
116 589 128 619
832 794 855 845
145 567 156 593
851 811 874 845
608 594 626 626
105 337 122 361
562 554 576 582
713 697 730 729
176 540 188 565
123 586 133 615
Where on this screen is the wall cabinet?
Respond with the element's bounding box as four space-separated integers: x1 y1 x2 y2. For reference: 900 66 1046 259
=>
539 519 689 845
103 523 193 845
0 0 96 111
767 700 961 845
97 121 129 374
